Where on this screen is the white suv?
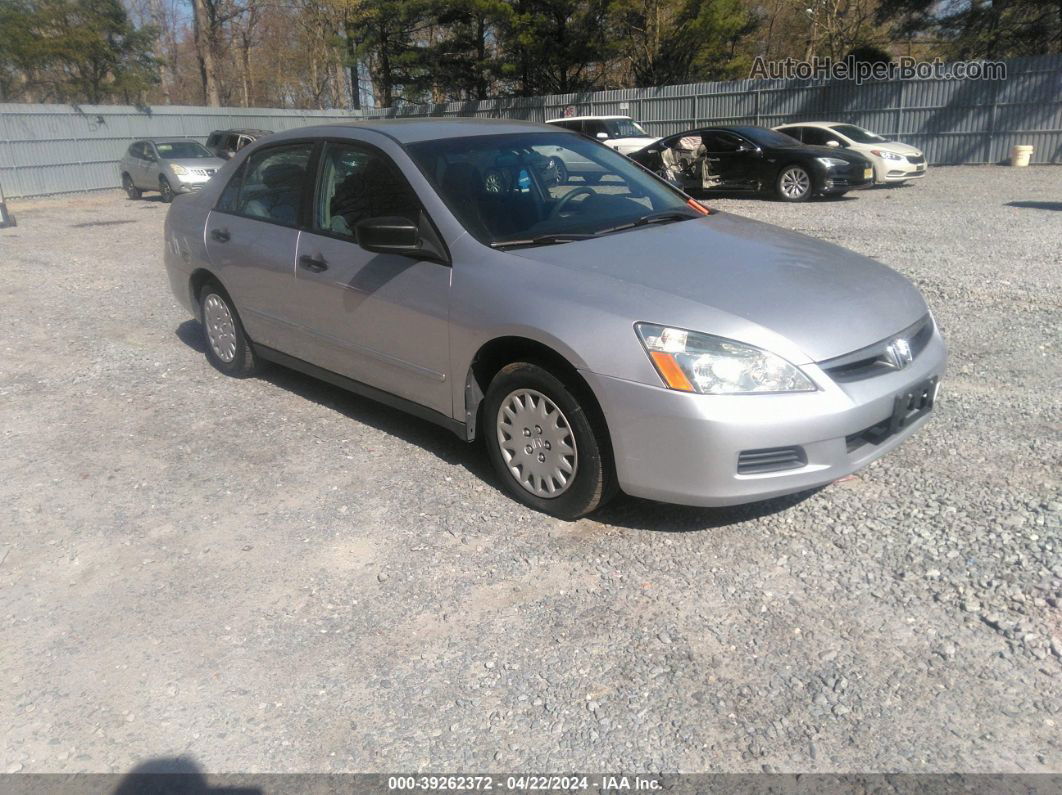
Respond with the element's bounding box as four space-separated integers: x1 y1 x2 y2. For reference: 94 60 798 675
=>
545 115 658 155
774 122 927 184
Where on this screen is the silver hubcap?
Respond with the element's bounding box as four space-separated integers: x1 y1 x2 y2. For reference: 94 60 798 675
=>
781 168 810 198
496 389 577 498
203 294 237 363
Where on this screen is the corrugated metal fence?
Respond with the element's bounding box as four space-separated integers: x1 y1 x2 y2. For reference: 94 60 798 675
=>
2 53 1060 198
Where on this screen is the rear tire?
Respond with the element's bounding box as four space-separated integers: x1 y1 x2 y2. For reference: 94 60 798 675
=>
122 174 141 200
198 283 258 377
776 165 812 202
159 177 175 203
483 362 616 519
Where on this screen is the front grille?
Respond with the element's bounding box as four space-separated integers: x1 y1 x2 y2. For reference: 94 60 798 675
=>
819 314 934 383
846 419 891 453
738 446 807 474
906 155 925 165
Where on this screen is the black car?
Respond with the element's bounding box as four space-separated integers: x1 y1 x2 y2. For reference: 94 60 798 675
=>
205 128 272 159
629 125 874 202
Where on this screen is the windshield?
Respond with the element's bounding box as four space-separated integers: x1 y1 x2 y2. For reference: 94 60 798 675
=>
830 124 887 144
406 132 700 247
606 119 649 138
156 141 214 159
739 127 802 147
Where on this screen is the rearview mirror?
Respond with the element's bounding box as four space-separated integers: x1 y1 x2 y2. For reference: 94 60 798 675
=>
355 216 449 265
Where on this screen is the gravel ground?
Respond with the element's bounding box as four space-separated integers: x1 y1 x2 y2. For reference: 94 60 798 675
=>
1 166 1060 776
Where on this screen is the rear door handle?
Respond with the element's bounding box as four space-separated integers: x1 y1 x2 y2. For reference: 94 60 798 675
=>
299 254 328 273
210 228 230 242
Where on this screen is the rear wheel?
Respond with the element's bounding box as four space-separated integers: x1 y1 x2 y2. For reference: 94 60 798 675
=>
159 177 175 203
199 284 257 377
776 165 812 202
483 362 615 519
550 157 568 184
122 173 141 200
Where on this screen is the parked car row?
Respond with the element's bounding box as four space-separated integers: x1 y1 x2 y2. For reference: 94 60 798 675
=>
163 118 945 518
120 128 273 202
543 114 927 201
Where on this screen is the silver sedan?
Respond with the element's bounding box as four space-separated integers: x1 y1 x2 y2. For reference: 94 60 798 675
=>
163 119 946 519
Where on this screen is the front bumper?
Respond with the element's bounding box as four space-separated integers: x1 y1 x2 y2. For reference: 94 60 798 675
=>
874 158 927 182
583 329 947 507
820 165 874 193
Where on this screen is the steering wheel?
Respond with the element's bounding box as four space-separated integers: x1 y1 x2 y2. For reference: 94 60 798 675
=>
550 186 595 218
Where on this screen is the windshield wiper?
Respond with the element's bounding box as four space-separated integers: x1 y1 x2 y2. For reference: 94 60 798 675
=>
595 210 700 237
490 233 595 250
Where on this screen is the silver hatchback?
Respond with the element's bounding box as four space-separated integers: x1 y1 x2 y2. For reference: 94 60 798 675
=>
164 120 946 519
120 139 226 203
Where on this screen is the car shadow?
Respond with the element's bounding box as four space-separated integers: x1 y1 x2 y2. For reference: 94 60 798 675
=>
176 319 820 531
1005 200 1062 211
112 756 260 794
175 320 491 482
593 487 821 532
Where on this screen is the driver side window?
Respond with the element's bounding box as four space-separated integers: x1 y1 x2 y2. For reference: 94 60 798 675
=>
314 142 422 240
703 132 742 153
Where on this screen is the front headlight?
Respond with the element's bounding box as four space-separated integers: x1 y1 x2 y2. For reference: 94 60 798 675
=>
170 164 188 175
870 149 903 161
635 323 816 394
815 157 847 168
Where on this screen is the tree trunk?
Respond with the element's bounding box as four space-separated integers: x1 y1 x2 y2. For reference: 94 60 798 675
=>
192 0 220 105
344 20 361 109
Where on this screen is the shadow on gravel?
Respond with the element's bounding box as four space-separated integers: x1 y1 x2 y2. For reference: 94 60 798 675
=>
1005 200 1062 211
176 319 208 353
175 320 492 483
593 488 821 532
113 756 260 794
70 219 137 228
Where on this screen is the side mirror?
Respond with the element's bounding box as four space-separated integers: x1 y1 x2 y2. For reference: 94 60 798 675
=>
596 132 609 140
826 140 840 148
355 216 449 264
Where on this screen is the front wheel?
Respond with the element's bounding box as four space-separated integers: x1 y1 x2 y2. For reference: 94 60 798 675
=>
122 173 142 200
776 165 812 202
199 284 258 377
159 177 175 203
483 362 615 519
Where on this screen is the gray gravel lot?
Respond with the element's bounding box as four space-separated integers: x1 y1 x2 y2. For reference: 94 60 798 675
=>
1 166 1060 775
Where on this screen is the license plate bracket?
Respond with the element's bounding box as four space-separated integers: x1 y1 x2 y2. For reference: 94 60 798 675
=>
889 376 937 435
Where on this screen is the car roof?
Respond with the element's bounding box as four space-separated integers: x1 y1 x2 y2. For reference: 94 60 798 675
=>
211 128 272 135
264 118 571 145
141 137 205 144
774 121 855 129
545 115 634 123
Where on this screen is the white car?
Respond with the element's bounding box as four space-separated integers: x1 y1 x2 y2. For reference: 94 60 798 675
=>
773 122 927 185
545 115 658 155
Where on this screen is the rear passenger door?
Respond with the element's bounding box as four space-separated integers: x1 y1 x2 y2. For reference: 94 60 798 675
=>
289 139 452 416
203 141 314 351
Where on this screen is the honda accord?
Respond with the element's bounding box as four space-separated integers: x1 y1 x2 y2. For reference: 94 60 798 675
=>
164 119 945 519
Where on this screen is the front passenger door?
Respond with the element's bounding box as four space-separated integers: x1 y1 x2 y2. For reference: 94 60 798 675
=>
289 140 452 416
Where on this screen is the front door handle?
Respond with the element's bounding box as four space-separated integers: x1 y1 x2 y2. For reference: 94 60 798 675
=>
210 228 230 243
299 254 328 273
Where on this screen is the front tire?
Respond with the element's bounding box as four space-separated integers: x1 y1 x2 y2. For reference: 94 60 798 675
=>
159 177 175 203
199 284 257 377
122 173 142 200
776 165 812 202
483 362 615 519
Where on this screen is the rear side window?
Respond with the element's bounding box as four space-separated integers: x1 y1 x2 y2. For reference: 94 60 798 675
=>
314 142 422 239
779 127 804 142
802 127 842 146
218 143 313 227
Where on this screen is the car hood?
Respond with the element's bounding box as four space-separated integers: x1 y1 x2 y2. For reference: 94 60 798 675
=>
164 158 227 170
510 212 927 363
858 140 921 156
790 144 870 166
608 137 659 153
